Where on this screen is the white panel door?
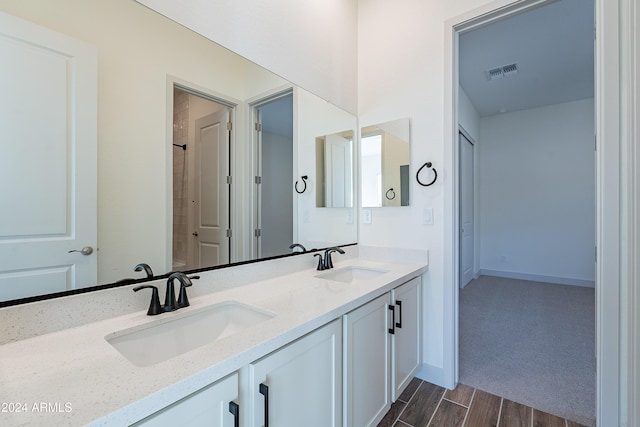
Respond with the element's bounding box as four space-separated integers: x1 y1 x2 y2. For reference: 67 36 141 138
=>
194 110 230 267
0 12 97 301
249 320 342 427
325 133 352 207
460 132 474 287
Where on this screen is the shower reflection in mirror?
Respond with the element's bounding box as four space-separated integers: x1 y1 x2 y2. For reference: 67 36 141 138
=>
172 85 233 271
315 130 354 208
361 118 411 207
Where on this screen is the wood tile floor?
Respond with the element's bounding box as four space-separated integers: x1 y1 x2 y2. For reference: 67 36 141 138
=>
377 378 588 427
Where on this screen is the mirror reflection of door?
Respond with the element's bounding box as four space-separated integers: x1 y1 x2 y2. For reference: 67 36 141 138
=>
361 118 411 208
315 131 353 208
253 93 294 259
0 13 97 300
361 134 383 207
172 87 231 271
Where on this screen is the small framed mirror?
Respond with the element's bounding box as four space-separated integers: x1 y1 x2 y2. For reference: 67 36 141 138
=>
315 130 354 208
361 118 411 207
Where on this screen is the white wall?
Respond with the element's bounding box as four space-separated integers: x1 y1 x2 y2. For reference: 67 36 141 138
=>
358 0 515 385
358 0 630 423
296 88 358 250
479 99 595 286
135 0 358 115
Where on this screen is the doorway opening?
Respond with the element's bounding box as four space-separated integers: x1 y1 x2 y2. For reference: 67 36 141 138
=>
454 0 596 424
172 85 234 271
250 90 294 259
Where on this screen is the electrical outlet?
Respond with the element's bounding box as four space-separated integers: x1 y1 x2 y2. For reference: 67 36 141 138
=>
302 209 310 224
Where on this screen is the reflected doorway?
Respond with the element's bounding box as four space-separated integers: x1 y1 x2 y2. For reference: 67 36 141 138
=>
252 91 294 259
172 86 232 271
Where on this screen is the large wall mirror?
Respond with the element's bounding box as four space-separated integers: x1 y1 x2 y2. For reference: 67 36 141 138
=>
0 0 357 305
361 118 411 207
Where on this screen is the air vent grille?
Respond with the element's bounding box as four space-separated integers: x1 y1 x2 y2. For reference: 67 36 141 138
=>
486 63 519 80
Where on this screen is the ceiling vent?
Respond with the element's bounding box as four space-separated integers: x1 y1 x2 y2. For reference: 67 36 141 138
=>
486 63 519 81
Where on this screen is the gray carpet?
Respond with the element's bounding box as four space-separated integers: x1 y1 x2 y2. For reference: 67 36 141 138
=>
459 275 596 426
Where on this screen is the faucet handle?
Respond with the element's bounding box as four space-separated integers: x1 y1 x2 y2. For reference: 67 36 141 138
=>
323 247 346 269
314 253 326 271
164 273 182 312
133 285 162 316
323 250 334 269
177 275 200 308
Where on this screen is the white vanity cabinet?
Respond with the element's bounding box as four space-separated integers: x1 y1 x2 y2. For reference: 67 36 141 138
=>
343 276 422 427
132 372 240 427
133 319 342 427
129 275 420 427
248 319 342 427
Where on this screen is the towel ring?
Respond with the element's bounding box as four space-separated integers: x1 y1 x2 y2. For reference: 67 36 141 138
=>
416 162 437 187
295 175 308 194
385 188 396 200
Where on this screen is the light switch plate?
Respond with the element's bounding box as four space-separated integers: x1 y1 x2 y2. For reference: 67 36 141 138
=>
363 209 372 224
346 209 354 224
423 207 434 225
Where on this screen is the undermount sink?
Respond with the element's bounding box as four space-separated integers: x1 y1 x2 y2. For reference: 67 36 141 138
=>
316 266 388 284
105 301 275 367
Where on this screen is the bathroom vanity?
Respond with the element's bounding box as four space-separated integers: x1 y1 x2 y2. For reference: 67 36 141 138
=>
0 247 427 427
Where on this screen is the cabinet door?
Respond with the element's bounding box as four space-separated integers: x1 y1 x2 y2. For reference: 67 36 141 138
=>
343 293 391 427
133 372 239 426
392 277 422 401
249 319 342 427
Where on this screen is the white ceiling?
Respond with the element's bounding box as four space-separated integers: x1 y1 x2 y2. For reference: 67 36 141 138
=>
459 0 594 117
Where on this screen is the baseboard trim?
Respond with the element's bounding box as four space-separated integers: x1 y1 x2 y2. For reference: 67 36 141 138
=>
415 363 451 389
478 269 595 288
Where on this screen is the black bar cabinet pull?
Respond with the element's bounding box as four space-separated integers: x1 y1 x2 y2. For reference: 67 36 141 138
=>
228 401 239 427
259 383 269 427
388 305 395 334
396 300 403 328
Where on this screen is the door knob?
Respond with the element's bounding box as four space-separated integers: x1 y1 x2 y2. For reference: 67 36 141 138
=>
192 232 199 237
68 246 93 255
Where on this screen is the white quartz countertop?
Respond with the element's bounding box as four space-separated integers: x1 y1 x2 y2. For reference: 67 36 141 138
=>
0 257 427 426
